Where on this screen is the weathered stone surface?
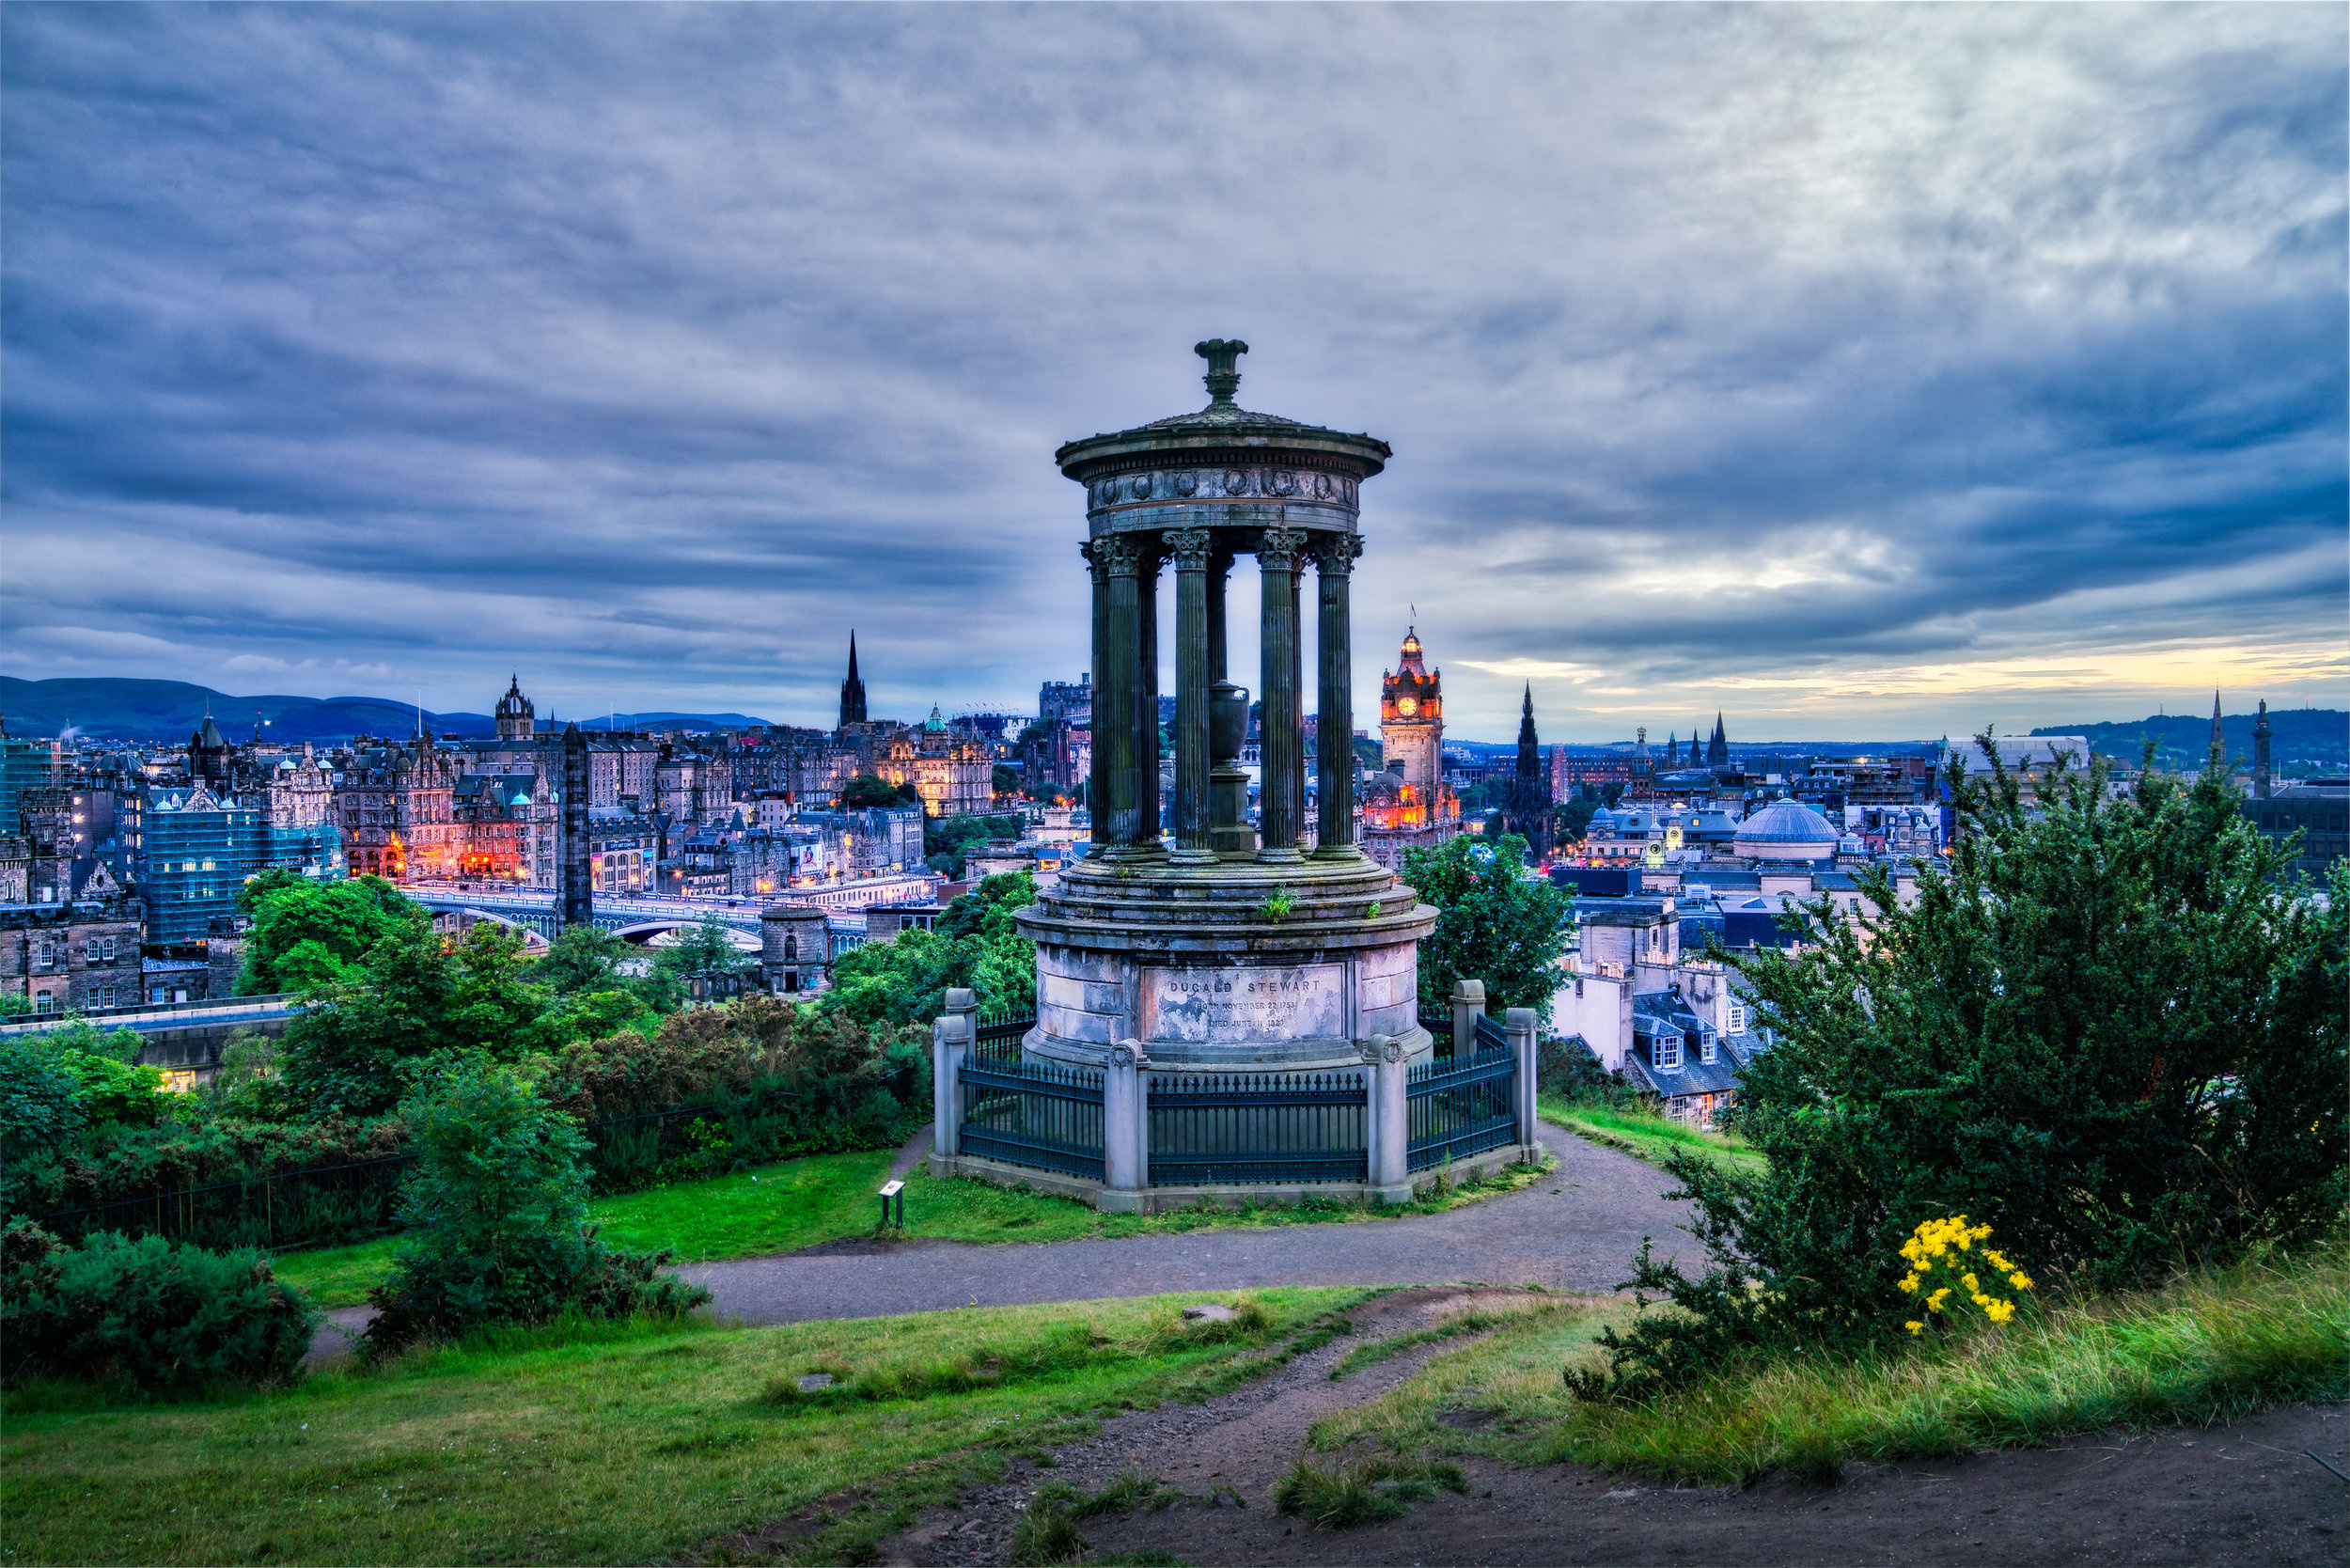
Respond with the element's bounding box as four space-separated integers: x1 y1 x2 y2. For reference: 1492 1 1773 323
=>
1181 1303 1242 1324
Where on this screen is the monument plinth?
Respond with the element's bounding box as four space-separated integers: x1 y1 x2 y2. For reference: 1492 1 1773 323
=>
1017 340 1440 1074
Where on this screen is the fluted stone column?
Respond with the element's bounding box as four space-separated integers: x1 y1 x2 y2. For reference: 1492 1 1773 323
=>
1094 534 1146 851
1134 539 1163 853
1083 541 1112 855
1167 528 1215 862
1314 534 1363 858
1256 526 1308 861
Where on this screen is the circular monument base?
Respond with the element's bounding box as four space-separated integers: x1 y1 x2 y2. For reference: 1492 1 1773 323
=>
1014 849 1440 1073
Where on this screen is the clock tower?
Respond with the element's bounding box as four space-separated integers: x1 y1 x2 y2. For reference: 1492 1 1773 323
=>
1381 627 1444 793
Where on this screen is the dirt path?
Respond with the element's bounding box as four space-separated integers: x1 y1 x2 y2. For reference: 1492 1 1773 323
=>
682 1122 1691 1326
851 1294 2349 1568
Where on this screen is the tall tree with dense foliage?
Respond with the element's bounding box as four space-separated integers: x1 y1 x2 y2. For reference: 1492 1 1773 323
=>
236 871 416 994
1401 833 1571 1016
278 915 574 1119
1574 740 2349 1398
822 872 1038 1026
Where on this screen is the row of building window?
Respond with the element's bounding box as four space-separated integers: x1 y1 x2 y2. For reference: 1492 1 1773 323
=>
27 986 120 1011
31 937 120 968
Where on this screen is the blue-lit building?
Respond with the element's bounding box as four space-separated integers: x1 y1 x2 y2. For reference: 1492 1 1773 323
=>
136 782 344 943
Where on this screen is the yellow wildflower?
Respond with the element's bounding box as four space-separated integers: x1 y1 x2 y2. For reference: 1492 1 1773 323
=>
1961 1272 1981 1294
1926 1287 1952 1312
1983 1298 2016 1324
1904 1321 1925 1335
2008 1271 2032 1291
1898 1275 1920 1294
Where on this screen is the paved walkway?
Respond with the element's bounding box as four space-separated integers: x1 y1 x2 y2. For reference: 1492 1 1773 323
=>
680 1122 1695 1326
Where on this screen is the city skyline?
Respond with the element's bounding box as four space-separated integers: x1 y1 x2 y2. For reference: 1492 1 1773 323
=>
4 6 2342 740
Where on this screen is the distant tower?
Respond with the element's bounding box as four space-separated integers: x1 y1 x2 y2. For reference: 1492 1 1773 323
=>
1510 683 1550 855
559 723 592 928
838 634 869 729
1379 626 1444 793
1707 712 1729 769
495 675 536 740
1663 731 1680 768
188 706 231 789
2253 700 2273 798
2209 691 2224 760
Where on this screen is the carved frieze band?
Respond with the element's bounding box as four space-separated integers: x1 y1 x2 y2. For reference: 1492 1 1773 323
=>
1089 467 1359 510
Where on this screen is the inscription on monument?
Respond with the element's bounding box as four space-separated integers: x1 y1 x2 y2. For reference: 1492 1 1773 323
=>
1142 963 1345 1044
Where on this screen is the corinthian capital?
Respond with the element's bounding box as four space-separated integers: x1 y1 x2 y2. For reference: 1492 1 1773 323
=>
1256 525 1309 572
1314 534 1364 576
1091 532 1149 576
1165 527 1214 572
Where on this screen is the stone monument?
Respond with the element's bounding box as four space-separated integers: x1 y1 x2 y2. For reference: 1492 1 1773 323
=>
1015 340 1441 1074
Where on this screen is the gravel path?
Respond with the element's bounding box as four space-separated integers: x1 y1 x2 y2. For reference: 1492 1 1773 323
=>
679 1122 1692 1327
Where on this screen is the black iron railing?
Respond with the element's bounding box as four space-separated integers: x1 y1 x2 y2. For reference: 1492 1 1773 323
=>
1147 1068 1369 1186
1406 1038 1517 1171
972 1010 1035 1061
957 1055 1104 1180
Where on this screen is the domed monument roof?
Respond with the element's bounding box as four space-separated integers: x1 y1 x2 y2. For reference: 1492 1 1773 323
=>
1733 800 1839 859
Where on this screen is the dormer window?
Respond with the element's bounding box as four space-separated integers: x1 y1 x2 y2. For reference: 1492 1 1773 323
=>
1726 1002 1747 1032
1700 1030 1717 1064
1653 1033 1682 1073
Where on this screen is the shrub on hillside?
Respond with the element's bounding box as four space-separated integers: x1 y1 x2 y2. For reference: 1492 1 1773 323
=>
0 1221 319 1390
362 1063 708 1355
1573 738 2349 1401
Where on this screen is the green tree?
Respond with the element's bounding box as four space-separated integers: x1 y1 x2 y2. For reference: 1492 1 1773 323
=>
923 812 1026 878
649 917 757 1006
361 1061 708 1353
1402 833 1570 1017
278 914 571 1119
1575 741 2350 1398
534 924 631 995
237 872 416 995
841 774 919 809
822 872 1038 1027
992 763 1025 800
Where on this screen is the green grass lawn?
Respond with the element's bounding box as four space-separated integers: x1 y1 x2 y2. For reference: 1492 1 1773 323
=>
1538 1094 1765 1175
1314 1238 2350 1486
3 1287 1371 1566
274 1149 1556 1309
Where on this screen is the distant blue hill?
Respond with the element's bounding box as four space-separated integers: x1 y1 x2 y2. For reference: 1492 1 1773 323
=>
2032 709 2345 769
0 678 772 744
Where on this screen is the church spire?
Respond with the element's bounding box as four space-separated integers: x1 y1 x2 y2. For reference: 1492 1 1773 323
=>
1515 683 1540 780
2210 690 2224 758
1708 711 1729 769
839 633 869 729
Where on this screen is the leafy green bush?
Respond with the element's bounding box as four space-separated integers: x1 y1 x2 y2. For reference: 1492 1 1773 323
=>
237 870 416 995
362 1063 708 1355
0 1221 319 1390
822 871 1038 1027
1402 833 1571 1016
1572 741 2349 1401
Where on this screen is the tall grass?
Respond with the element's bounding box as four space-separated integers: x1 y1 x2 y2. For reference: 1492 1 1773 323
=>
1320 1239 2349 1487
1537 1094 1764 1174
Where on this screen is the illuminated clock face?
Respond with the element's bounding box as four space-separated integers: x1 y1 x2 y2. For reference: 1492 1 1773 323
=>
1396 698 1418 716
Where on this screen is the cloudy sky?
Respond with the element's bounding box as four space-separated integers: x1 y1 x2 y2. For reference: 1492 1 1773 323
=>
5 3 2342 742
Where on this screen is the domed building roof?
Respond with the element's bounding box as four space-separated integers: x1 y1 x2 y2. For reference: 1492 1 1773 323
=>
1733 800 1839 860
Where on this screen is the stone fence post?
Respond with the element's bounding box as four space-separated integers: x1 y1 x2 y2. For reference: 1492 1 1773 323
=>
1450 978 1484 1058
1101 1041 1149 1214
1366 1033 1412 1204
1505 1007 1541 1156
931 987 978 1168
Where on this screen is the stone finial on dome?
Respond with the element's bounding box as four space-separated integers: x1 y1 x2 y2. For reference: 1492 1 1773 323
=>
1195 337 1248 405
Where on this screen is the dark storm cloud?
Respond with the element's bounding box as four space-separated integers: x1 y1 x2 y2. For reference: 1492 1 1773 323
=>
3 3 2342 736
